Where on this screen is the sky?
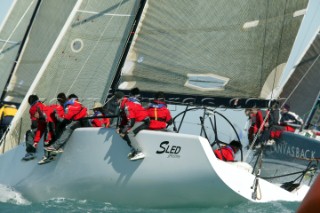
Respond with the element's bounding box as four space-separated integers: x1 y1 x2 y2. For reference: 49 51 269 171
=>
0 0 14 25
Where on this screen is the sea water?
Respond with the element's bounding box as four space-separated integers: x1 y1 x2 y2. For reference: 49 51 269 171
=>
0 185 300 213
0 191 299 213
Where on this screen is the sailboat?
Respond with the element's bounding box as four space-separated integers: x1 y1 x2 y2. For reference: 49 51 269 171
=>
258 1 320 187
0 0 318 208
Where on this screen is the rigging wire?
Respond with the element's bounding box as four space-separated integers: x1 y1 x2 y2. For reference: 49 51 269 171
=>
0 1 35 54
66 0 125 95
281 53 320 108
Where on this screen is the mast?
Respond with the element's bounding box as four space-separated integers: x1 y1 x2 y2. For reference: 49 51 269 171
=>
108 0 147 96
0 0 42 102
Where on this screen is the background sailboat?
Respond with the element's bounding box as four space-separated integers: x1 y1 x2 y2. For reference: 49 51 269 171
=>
2 0 79 103
0 0 39 100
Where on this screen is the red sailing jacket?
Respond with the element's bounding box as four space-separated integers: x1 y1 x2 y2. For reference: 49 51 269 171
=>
64 99 87 121
147 100 172 130
248 110 264 135
29 101 45 121
119 97 129 128
214 146 235 161
248 110 264 143
120 97 148 123
29 101 53 144
50 104 64 120
91 111 110 127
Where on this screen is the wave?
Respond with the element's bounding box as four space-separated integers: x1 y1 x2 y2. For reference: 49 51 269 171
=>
0 184 30 205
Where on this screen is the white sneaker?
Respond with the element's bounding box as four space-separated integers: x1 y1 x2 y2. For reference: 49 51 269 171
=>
254 144 261 149
130 152 145 161
38 156 54 165
266 139 275 146
127 148 136 158
51 148 64 155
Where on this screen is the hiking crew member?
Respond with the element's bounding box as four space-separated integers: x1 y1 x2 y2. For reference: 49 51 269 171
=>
115 88 150 161
147 92 172 130
49 93 67 139
0 104 17 138
23 95 53 160
90 102 110 128
37 93 67 164
214 140 242 162
45 94 87 153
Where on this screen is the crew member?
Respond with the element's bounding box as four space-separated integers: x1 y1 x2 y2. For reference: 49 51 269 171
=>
116 88 150 161
214 140 242 162
0 104 17 138
45 94 87 153
90 102 110 127
147 92 172 130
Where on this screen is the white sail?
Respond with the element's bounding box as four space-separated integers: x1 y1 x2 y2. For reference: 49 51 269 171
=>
279 30 320 121
3 0 79 103
272 0 320 100
0 0 38 98
0 0 142 152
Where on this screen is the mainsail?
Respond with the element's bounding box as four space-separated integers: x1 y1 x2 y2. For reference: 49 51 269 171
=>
0 0 38 99
118 0 308 101
0 0 142 152
3 0 79 103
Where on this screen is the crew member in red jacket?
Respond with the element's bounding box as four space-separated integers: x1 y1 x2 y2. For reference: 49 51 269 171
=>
22 95 54 160
115 88 150 161
246 107 264 146
147 92 172 130
49 92 67 138
214 140 242 161
89 102 110 127
45 94 87 154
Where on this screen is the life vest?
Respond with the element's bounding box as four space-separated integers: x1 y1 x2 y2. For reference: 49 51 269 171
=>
214 146 235 161
147 100 172 130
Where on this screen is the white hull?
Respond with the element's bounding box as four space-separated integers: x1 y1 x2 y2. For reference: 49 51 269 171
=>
0 128 309 207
